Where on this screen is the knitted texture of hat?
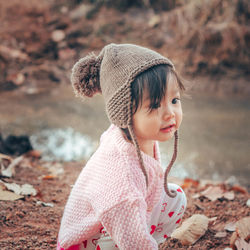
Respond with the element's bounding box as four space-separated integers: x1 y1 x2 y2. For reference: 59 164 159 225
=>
71 43 177 197
71 43 173 127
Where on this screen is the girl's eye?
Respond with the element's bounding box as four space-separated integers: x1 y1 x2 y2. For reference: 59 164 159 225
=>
172 98 180 104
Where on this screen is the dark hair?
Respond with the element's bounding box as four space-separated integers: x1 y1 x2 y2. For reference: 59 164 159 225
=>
121 64 185 141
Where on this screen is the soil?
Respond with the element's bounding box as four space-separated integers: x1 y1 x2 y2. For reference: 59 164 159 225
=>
0 0 249 96
0 154 249 249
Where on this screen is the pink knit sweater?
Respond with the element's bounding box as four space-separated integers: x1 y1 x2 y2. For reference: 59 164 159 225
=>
58 125 165 249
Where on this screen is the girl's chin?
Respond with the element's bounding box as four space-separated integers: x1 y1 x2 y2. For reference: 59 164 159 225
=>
158 129 177 141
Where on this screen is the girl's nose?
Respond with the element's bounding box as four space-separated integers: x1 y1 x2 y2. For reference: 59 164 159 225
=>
162 104 174 120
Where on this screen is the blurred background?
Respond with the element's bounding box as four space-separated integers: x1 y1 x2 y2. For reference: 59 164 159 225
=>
0 0 249 188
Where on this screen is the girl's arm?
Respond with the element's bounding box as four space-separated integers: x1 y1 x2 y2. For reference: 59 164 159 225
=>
97 197 158 250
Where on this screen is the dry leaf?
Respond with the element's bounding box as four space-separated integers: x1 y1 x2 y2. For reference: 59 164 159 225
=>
247 199 250 208
194 202 205 210
42 175 55 180
223 191 235 200
235 217 250 241
231 185 248 194
171 214 209 245
208 217 217 226
235 238 250 250
0 186 23 201
26 150 42 158
192 193 200 199
215 231 227 238
42 162 64 176
36 201 54 207
0 45 29 60
230 232 238 247
0 156 23 177
0 153 12 161
1 181 37 196
148 15 161 28
201 185 224 201
182 178 199 189
225 222 236 232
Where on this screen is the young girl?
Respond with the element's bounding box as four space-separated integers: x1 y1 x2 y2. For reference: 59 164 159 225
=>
57 43 187 250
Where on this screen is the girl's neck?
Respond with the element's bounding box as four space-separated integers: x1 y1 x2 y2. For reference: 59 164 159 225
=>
139 140 155 158
121 129 155 159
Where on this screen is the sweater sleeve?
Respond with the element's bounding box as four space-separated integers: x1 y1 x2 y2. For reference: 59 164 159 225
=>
89 154 158 250
99 197 158 250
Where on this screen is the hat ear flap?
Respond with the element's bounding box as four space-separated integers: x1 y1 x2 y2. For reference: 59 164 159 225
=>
71 53 102 98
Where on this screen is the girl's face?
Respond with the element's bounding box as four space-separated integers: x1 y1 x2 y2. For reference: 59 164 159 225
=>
132 74 182 150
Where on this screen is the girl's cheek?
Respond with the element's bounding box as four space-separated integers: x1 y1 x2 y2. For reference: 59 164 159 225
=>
178 109 183 127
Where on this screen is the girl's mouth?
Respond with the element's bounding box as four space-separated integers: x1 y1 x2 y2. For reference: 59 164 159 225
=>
160 124 175 133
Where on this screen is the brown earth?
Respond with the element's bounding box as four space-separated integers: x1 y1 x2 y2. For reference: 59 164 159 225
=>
0 154 249 249
0 0 249 96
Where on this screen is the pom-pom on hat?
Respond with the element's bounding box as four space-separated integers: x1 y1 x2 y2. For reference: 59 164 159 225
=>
71 43 178 197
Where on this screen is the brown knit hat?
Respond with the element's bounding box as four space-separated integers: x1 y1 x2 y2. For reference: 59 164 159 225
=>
71 43 178 198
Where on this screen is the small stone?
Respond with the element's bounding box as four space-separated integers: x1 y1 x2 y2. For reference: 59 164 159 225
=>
246 199 250 207
148 15 161 28
215 231 227 238
51 30 65 42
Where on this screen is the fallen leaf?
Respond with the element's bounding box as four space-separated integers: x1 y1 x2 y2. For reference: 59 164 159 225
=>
42 162 64 176
192 193 200 199
225 222 236 232
215 231 227 238
231 185 248 194
6 73 25 85
223 191 235 200
0 155 23 177
0 153 12 161
171 214 209 245
235 217 250 241
1 181 37 196
208 217 217 225
26 150 42 158
247 199 250 208
194 202 205 210
0 45 29 60
199 179 220 188
201 185 224 201
36 201 54 207
182 178 199 189
235 238 250 250
230 232 238 248
42 175 55 180
148 15 161 28
0 186 23 201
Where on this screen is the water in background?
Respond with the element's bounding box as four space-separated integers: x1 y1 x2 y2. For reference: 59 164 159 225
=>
0 84 249 187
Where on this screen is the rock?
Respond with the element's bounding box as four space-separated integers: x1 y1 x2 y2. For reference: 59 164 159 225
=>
51 30 65 42
246 199 250 207
148 15 161 28
6 73 25 86
0 134 33 156
171 214 209 245
69 4 93 20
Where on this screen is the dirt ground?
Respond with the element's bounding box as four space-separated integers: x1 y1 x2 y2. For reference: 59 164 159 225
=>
0 154 249 249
